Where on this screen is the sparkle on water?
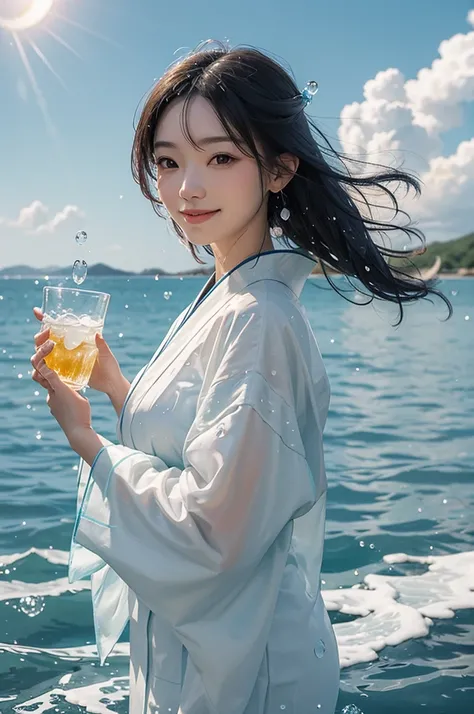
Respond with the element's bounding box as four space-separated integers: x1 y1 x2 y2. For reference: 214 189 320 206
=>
18 595 46 618
75 230 88 245
72 259 88 285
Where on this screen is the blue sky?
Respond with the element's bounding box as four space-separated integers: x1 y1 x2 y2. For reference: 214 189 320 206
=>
1 0 473 273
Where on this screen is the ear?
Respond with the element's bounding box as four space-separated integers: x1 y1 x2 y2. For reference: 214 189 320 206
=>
268 153 300 194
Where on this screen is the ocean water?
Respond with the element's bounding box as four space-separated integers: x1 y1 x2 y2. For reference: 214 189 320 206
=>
0 274 473 714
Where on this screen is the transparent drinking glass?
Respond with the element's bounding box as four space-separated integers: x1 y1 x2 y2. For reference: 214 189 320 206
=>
41 286 110 390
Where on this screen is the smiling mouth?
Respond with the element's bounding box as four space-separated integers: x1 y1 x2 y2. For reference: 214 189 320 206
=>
181 210 219 216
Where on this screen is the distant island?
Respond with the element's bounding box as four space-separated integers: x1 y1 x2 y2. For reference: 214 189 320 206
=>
0 262 213 278
1 230 473 278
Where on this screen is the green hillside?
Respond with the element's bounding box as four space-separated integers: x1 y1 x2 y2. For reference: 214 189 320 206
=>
388 231 474 272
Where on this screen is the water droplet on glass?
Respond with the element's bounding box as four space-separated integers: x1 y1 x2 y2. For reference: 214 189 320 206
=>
18 595 46 617
75 230 87 245
163 291 172 300
72 260 87 285
216 423 226 438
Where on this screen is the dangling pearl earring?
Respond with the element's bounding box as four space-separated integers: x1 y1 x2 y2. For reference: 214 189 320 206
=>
280 191 290 221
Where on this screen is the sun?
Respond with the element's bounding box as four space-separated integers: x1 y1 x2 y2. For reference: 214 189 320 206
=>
0 0 114 137
0 0 54 31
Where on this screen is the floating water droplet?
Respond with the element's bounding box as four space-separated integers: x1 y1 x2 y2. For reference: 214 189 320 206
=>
18 595 46 617
72 260 87 285
17 373 23 379
35 431 42 440
365 265 370 272
271 370 277 376
280 706 286 711
314 639 326 658
163 291 172 300
216 423 226 438
75 230 87 245
359 540 365 547
369 543 375 549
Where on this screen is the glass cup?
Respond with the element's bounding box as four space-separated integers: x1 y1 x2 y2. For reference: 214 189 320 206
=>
41 286 110 391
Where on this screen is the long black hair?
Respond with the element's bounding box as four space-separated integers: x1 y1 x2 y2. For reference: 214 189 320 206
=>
132 40 453 326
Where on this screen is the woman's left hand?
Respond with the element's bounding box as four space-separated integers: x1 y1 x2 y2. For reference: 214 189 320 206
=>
30 339 92 445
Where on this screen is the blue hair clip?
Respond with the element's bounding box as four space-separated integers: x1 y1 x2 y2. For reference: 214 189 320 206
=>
301 80 319 107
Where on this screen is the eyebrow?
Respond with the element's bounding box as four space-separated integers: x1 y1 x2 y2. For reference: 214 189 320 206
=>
153 136 233 150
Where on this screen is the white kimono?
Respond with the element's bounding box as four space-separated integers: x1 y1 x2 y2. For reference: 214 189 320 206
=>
68 248 340 714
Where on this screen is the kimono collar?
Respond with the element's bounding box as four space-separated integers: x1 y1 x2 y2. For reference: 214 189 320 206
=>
205 248 317 301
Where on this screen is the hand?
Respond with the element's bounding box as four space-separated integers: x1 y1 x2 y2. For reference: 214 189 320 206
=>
30 339 93 446
33 307 124 395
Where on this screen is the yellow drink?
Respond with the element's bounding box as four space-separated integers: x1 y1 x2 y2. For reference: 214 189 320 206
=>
42 314 102 390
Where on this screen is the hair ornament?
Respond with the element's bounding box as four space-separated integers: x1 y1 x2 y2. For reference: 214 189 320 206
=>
301 80 319 107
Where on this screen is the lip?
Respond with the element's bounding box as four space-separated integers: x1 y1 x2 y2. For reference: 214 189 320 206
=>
180 210 220 224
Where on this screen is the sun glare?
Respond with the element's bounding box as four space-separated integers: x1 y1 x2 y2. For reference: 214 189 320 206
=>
0 0 112 137
0 0 54 31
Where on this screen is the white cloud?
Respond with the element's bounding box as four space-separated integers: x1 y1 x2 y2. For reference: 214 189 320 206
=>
338 9 474 243
1 200 84 234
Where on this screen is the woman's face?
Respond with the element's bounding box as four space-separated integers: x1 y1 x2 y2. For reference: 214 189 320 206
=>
153 95 269 249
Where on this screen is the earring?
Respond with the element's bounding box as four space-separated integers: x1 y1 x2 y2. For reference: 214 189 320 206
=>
280 191 290 221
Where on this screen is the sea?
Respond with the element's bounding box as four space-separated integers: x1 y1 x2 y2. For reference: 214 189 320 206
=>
0 274 473 714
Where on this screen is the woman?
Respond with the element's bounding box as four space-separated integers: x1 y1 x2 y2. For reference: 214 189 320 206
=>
31 41 452 714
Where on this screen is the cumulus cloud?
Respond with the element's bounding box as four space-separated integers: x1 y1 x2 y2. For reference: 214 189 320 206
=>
1 200 84 234
338 9 474 243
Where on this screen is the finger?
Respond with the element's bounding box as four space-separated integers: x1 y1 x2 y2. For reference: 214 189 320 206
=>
33 356 60 389
31 339 54 368
32 369 50 390
33 307 44 322
34 327 50 348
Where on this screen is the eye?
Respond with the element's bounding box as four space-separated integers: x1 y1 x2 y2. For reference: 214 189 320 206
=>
156 157 177 170
211 153 235 165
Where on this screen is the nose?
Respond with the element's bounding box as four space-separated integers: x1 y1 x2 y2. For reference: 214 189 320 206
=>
178 172 206 202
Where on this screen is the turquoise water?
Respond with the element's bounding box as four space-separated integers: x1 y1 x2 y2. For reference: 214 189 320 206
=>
0 275 473 714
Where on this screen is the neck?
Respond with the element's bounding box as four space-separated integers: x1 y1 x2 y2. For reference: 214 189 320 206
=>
212 230 274 282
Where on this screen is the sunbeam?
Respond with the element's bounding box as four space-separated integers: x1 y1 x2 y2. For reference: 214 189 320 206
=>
54 11 122 49
27 38 68 90
11 32 57 138
44 27 81 59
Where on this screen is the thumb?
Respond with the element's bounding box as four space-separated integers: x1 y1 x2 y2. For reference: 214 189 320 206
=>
95 333 110 351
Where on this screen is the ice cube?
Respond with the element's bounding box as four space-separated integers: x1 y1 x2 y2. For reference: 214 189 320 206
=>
64 327 86 351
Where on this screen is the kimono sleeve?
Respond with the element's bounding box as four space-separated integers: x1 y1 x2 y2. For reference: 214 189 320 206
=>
73 337 317 627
